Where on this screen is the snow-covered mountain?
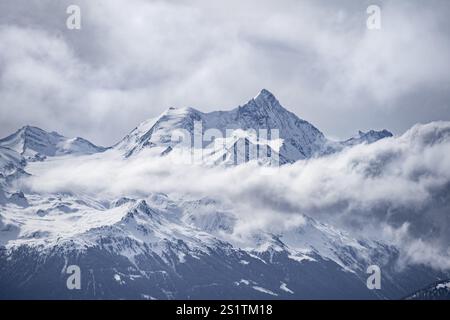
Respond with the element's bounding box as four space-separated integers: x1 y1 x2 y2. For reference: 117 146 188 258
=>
0 90 447 300
0 90 391 167
342 130 393 147
0 190 445 299
0 125 106 161
115 89 390 164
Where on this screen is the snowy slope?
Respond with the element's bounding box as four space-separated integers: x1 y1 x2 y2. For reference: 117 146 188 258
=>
0 147 28 197
115 89 336 163
0 146 26 176
1 90 392 166
0 188 445 299
0 126 106 160
178 197 393 274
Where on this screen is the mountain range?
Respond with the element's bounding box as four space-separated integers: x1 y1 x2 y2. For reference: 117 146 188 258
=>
0 89 447 300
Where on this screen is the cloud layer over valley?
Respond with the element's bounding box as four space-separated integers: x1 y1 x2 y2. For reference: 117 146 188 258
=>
21 121 450 270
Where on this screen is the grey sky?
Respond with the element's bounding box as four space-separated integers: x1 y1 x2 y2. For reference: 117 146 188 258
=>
1 0 449 146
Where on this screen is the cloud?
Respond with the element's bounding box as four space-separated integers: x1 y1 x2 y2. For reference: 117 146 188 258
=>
1 0 450 145
1 0 450 269
21 121 450 270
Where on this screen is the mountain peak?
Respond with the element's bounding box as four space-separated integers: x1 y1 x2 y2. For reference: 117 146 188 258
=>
19 125 62 138
0 125 105 157
250 88 284 112
255 88 275 99
114 89 396 162
20 125 43 134
254 88 277 102
117 88 328 161
21 125 39 131
358 129 393 139
343 129 393 147
162 106 201 118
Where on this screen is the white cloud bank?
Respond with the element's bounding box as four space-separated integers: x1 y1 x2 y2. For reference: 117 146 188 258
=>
22 121 450 270
1 0 450 143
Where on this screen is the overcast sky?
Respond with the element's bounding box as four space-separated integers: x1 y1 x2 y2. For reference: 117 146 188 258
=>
1 0 449 146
